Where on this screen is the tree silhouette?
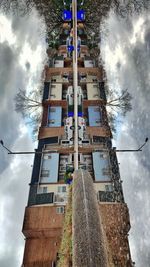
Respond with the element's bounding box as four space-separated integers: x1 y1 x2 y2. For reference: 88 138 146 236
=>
106 88 132 116
105 88 132 133
14 88 42 139
15 88 42 116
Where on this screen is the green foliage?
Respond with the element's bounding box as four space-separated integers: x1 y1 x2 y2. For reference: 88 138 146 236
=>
57 186 72 267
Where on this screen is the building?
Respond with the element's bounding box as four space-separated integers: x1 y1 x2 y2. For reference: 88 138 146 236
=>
22 1 133 266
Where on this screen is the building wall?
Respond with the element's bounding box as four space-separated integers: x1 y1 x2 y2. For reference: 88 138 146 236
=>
86 126 111 137
23 238 61 264
86 75 97 83
99 203 132 266
22 206 65 265
94 182 113 193
37 184 68 195
23 261 54 267
38 127 64 139
54 59 64 68
45 67 103 82
51 75 63 83
23 206 64 237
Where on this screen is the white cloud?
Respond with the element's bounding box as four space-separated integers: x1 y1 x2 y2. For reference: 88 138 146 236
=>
0 7 47 267
130 17 145 44
0 14 16 44
101 9 150 266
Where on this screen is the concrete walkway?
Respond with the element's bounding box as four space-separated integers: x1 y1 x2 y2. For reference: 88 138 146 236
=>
72 169 108 267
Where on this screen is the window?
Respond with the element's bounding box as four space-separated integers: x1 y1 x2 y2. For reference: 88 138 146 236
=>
48 119 55 124
60 166 66 171
59 174 64 181
96 120 101 124
63 73 68 78
50 108 56 112
41 170 50 177
84 155 91 160
51 79 56 82
87 165 92 171
51 84 56 88
37 186 47 194
105 184 113 192
56 207 65 214
43 187 47 193
100 153 108 159
50 94 56 98
94 108 100 112
58 186 67 193
43 154 51 160
37 187 43 194
103 169 111 176
93 94 99 97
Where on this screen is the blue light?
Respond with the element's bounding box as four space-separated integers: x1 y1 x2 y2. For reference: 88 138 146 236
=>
67 45 74 52
77 10 85 21
63 10 72 21
68 111 74 117
78 112 82 116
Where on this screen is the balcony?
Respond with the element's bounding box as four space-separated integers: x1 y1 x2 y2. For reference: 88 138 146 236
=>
109 150 120 177
99 82 107 101
98 191 114 202
45 66 104 81
36 192 54 205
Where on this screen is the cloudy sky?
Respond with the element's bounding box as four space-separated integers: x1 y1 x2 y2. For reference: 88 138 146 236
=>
0 8 47 267
101 8 150 266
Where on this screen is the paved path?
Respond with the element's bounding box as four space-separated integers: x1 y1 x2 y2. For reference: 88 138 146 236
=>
72 169 108 267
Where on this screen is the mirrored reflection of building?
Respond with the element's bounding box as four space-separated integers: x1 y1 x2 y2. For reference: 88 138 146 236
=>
21 2 133 267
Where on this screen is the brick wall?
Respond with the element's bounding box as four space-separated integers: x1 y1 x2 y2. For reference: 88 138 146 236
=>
99 203 132 266
38 127 64 139
86 126 112 137
23 206 64 238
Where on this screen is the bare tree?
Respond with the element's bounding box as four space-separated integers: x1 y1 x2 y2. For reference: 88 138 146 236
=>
105 88 132 133
15 88 42 116
106 89 132 116
14 88 42 139
0 0 33 15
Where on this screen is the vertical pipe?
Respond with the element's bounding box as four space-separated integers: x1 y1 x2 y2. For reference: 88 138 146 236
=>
72 0 78 170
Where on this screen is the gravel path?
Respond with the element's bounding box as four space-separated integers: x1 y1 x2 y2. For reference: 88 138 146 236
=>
72 169 108 267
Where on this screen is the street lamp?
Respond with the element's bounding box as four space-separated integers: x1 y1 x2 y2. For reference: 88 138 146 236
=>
0 138 148 155
0 140 57 155
0 140 12 153
115 137 149 152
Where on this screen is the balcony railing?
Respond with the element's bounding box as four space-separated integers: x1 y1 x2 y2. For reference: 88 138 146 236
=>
36 192 54 205
98 191 114 202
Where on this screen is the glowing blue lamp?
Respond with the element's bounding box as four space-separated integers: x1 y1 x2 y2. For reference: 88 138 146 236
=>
77 10 85 21
63 10 72 20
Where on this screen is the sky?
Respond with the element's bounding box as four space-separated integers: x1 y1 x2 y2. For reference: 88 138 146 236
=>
0 8 47 267
101 8 150 266
0 3 150 267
